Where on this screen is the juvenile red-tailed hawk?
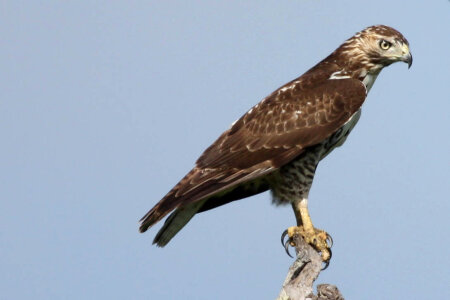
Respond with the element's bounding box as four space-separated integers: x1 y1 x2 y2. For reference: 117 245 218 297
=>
139 25 412 265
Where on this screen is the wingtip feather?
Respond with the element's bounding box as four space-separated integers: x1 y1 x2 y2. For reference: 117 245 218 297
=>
138 209 161 233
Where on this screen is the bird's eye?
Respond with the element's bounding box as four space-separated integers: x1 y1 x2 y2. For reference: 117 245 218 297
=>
379 40 391 50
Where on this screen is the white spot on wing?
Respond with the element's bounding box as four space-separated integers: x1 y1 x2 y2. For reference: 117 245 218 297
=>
280 85 294 92
329 70 351 80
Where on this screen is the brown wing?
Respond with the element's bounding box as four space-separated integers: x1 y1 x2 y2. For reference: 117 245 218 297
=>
139 75 367 233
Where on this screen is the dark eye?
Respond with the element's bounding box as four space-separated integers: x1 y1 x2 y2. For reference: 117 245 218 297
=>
379 40 391 50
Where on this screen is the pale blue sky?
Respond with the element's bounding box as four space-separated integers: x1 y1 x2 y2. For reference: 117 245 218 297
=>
1 1 449 299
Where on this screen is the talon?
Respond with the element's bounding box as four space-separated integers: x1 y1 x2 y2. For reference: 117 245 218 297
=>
322 248 332 270
326 233 333 248
281 226 333 268
281 229 288 247
281 229 294 258
284 239 293 258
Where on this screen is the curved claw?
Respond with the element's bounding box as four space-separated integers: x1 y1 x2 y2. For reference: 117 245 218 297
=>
322 248 332 270
281 229 294 258
326 233 333 248
322 260 330 270
281 229 288 247
284 239 294 258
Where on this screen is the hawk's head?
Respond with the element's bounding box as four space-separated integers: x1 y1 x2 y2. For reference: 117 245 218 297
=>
338 25 412 74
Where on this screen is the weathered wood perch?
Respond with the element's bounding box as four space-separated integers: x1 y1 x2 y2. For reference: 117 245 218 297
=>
277 233 344 300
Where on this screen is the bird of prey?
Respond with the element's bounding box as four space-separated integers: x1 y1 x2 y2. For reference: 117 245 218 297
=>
140 25 412 265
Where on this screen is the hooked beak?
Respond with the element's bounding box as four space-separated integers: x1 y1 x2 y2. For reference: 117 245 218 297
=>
406 52 413 69
400 44 412 69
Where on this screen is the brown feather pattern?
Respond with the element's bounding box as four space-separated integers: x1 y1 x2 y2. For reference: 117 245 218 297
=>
139 25 411 245
139 72 366 233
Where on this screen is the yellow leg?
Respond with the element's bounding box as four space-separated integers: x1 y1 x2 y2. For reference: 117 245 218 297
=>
282 198 332 264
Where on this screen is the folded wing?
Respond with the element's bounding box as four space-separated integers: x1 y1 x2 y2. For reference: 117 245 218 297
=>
139 76 367 241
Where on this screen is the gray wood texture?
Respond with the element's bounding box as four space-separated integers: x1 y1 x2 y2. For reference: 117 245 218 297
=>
277 234 344 300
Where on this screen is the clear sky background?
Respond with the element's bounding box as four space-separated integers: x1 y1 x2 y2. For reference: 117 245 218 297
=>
1 1 449 299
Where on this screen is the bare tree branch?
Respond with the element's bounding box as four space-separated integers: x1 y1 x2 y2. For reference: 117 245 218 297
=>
277 234 344 300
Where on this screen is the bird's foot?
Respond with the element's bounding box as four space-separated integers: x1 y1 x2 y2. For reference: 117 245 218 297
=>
281 226 333 269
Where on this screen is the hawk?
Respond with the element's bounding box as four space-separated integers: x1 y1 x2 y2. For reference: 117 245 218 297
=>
140 25 412 265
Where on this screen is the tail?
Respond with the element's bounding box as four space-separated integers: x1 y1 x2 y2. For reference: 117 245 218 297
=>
143 199 206 247
138 167 237 239
139 166 272 245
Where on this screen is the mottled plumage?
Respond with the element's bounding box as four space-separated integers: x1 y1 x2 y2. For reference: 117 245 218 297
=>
139 25 412 248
